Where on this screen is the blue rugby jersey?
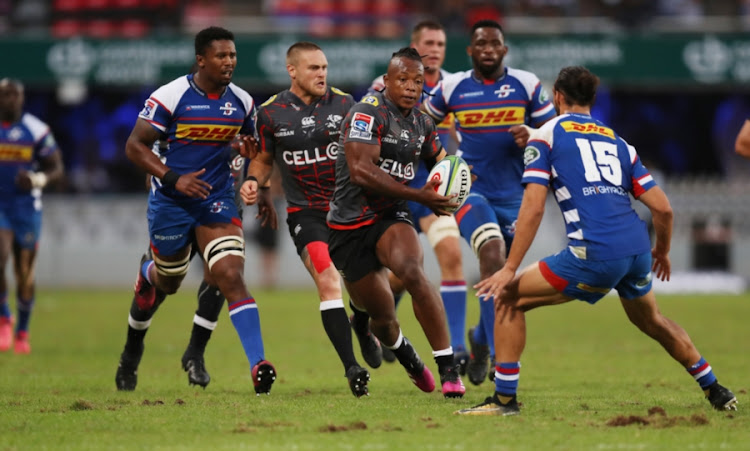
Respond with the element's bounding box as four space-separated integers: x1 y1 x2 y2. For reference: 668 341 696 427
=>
0 113 59 205
138 73 255 199
424 67 555 205
522 113 657 261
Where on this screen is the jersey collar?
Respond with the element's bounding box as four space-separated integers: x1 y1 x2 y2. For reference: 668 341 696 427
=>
188 73 226 100
471 67 508 85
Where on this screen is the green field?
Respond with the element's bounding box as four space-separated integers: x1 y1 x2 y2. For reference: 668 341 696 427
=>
0 288 748 450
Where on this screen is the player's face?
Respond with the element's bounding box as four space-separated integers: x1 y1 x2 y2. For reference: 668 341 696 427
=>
412 28 446 74
384 57 424 112
290 49 328 98
468 27 507 79
197 39 237 87
0 81 23 122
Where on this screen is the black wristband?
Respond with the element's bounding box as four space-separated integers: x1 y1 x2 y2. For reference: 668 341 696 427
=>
246 176 258 184
161 170 180 188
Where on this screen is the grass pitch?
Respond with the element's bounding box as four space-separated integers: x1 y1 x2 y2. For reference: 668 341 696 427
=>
0 288 748 450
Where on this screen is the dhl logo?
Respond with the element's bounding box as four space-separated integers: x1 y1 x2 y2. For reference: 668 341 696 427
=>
456 107 524 128
175 124 242 141
0 144 32 161
437 112 455 130
561 121 615 139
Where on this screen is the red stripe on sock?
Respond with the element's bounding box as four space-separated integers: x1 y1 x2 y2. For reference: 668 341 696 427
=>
228 298 255 311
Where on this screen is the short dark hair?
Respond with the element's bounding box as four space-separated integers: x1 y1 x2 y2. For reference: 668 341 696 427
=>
411 20 444 43
471 19 503 36
391 47 423 65
553 66 600 107
286 41 323 64
195 26 234 56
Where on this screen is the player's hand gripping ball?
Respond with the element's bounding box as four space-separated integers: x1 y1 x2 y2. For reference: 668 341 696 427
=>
427 155 471 213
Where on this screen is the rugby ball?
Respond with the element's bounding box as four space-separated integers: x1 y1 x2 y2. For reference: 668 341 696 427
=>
427 155 471 213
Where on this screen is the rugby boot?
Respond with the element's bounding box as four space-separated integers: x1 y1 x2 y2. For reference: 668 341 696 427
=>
381 346 396 363
455 394 520 416
396 338 435 393
454 348 470 376
345 364 370 398
13 331 30 354
466 327 490 386
0 316 13 352
115 343 144 391
251 360 277 395
133 253 156 311
706 382 738 411
350 315 383 369
181 352 211 389
440 364 466 398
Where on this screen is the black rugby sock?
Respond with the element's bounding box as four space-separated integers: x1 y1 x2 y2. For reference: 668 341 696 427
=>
321 302 359 371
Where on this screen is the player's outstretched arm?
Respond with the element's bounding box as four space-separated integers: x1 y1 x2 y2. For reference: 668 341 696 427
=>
637 186 673 281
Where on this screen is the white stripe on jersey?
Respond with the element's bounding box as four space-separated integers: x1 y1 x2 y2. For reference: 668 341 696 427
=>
507 67 543 102
523 169 550 181
228 82 255 118
555 186 571 202
531 103 555 118
568 229 584 240
563 209 580 224
637 174 654 185
20 113 51 142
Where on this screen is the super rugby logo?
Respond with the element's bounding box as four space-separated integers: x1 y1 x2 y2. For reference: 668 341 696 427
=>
349 113 374 140
140 99 157 120
220 102 237 116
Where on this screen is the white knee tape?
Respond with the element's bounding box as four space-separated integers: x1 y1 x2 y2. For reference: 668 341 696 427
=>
203 235 245 271
153 252 191 277
469 223 503 256
426 215 461 249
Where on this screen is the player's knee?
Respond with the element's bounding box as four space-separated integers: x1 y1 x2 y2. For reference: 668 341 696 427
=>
426 215 460 249
470 222 503 258
478 238 505 276
203 235 245 272
153 252 191 278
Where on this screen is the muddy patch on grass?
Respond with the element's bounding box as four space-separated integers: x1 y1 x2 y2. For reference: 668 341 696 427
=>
70 400 95 411
606 406 709 428
318 421 367 432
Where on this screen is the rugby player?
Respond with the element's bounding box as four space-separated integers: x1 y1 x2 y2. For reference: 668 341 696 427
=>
240 42 380 398
422 20 556 385
326 47 466 398
458 66 737 415
0 78 64 354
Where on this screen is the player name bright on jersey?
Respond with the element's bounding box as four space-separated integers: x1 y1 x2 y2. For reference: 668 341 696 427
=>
0 144 33 161
455 107 525 127
175 124 242 141
560 121 615 139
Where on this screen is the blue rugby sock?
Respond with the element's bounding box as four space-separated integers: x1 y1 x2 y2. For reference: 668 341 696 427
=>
478 294 495 355
687 357 717 390
140 260 154 285
441 280 467 351
0 291 10 318
16 297 34 333
494 361 520 397
228 297 265 369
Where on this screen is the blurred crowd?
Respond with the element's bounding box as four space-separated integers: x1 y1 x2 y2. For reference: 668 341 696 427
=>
1 0 749 38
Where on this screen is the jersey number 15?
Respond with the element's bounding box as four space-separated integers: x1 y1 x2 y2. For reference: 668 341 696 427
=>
576 138 622 186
